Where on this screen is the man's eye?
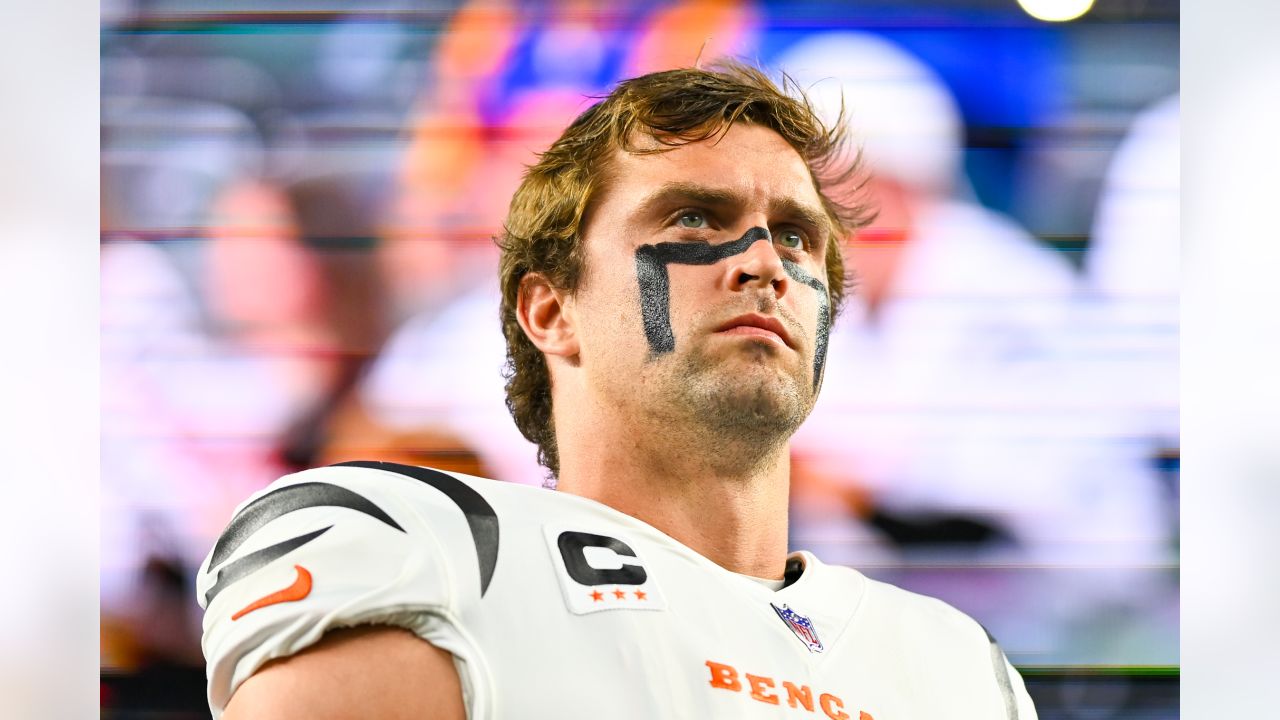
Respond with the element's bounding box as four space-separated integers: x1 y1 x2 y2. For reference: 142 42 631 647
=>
777 229 804 249
677 211 708 229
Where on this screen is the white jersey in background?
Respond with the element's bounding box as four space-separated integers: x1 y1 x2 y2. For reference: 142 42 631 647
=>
198 462 1037 719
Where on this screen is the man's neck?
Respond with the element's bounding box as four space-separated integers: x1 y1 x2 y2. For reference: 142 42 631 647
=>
554 420 792 581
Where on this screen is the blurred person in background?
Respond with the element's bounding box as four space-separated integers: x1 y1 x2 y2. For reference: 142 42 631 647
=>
1044 93 1180 662
341 1 636 483
1081 94 1179 468
102 8 411 688
375 0 521 326
102 161 367 678
352 87 601 485
101 100 290 619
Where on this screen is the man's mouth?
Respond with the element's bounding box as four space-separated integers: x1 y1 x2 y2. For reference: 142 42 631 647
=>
715 314 795 349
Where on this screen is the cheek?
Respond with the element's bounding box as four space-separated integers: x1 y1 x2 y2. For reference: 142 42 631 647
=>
575 273 647 359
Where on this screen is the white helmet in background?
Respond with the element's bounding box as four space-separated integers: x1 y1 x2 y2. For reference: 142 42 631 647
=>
1087 94 1179 301
774 31 964 197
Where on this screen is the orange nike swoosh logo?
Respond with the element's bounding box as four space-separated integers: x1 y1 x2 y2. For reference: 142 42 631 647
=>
231 565 313 621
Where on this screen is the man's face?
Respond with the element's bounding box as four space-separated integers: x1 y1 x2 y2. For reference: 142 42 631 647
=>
569 122 833 447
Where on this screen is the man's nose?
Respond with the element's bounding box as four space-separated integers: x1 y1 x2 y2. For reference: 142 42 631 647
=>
725 226 789 296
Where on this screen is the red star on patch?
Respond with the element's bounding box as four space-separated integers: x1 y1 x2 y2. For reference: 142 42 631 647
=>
634 589 647 600
590 590 604 602
612 588 627 600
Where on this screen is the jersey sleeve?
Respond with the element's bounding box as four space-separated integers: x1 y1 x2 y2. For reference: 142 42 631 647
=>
196 464 493 718
1002 656 1039 720
978 620 1040 720
936 597 1040 720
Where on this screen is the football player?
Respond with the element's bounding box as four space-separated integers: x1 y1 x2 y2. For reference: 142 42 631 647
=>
198 62 1037 720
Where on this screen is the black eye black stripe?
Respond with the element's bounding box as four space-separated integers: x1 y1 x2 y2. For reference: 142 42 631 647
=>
634 226 831 388
634 226 772 355
780 258 831 389
334 461 500 598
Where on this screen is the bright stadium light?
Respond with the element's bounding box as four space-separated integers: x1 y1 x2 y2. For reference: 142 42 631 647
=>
1016 0 1095 22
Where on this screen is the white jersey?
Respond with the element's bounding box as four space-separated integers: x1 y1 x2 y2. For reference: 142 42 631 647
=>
198 462 1037 720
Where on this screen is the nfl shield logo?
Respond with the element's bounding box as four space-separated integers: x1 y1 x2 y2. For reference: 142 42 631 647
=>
771 603 824 653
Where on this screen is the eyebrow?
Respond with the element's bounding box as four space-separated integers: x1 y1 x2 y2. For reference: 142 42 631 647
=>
632 182 830 236
632 182 740 219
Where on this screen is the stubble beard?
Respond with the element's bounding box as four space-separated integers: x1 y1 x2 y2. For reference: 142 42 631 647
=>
654 339 814 475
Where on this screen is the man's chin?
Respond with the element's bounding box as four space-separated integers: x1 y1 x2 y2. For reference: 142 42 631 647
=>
728 351 810 392
694 372 811 435
669 345 812 430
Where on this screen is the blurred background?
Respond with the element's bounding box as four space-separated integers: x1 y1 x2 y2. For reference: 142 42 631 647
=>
100 0 1178 717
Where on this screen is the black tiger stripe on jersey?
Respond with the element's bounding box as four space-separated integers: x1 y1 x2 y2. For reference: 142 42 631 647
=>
205 526 332 604
203 463 500 606
204 480 408 605
209 481 405 570
334 461 500 598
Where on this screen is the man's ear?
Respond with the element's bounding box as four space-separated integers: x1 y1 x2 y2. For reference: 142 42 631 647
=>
516 272 579 359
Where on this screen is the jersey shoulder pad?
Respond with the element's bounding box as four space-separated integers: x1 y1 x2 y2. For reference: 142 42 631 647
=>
197 462 501 716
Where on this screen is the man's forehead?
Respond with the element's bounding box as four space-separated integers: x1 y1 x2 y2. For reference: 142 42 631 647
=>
606 123 825 209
